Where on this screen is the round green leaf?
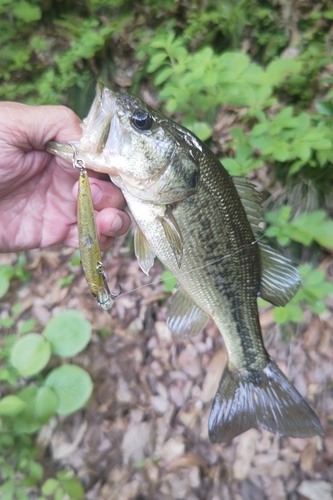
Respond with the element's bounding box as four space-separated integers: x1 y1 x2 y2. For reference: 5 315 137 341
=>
42 478 59 496
44 311 91 358
10 386 58 434
0 395 26 416
62 477 85 499
10 334 51 377
44 365 93 415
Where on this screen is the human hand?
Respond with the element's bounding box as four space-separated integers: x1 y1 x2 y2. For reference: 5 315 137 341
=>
0 102 130 253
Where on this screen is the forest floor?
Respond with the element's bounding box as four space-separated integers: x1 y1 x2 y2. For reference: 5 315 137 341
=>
1 225 333 499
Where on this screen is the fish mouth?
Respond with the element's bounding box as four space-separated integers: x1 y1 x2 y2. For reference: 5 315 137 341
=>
45 83 119 175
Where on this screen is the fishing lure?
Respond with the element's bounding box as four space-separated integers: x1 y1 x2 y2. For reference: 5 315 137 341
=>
73 149 120 310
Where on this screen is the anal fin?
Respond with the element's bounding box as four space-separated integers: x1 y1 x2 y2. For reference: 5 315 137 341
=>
134 227 156 275
209 360 323 443
167 285 208 338
259 243 301 306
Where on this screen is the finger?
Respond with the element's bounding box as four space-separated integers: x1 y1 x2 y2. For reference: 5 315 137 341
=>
89 178 127 211
72 177 127 211
1 103 82 150
99 236 115 252
96 208 131 239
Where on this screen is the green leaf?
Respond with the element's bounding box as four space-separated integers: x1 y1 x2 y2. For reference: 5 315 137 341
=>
34 386 59 422
10 334 51 377
11 386 58 434
19 319 38 334
58 274 75 287
44 310 91 358
312 221 333 248
0 478 15 496
11 302 22 316
62 477 85 499
264 58 302 86
29 460 44 481
42 479 59 496
161 270 178 292
0 266 12 298
0 317 15 328
186 121 212 141
0 395 26 415
44 365 93 415
147 51 168 72
315 101 333 116
154 66 173 85
221 158 242 176
55 487 65 500
12 1 41 22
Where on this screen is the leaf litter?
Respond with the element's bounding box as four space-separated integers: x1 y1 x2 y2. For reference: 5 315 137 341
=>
0 219 333 500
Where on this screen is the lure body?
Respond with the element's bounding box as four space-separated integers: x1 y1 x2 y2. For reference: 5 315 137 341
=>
77 167 113 310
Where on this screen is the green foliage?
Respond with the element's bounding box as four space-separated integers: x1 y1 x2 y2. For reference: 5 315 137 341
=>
141 32 303 140
0 310 92 498
44 310 91 357
0 254 30 299
11 333 51 377
1 310 92 425
265 207 333 248
161 270 178 293
0 431 84 500
40 470 85 500
45 365 93 415
221 129 263 176
261 265 333 325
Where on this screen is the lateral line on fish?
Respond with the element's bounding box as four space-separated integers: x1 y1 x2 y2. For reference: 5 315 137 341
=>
119 233 266 297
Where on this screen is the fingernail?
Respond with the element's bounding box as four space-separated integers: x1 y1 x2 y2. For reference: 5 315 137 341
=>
110 214 123 233
90 183 102 203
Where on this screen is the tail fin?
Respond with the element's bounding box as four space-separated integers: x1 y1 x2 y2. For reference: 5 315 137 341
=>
208 360 324 443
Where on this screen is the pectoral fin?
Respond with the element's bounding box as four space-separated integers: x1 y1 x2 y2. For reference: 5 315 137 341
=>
167 285 208 338
158 207 183 267
259 243 301 306
134 227 156 275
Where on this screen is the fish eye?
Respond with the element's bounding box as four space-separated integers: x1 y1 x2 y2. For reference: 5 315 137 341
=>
131 109 153 132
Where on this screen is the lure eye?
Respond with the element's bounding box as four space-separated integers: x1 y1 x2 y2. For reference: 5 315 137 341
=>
131 109 153 131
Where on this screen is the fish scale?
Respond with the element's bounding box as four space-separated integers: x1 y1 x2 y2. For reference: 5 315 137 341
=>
46 83 324 443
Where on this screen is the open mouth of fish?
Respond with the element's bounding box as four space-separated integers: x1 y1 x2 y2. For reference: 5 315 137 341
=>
46 83 173 195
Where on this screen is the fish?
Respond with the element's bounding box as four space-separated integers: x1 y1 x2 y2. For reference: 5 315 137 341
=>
75 155 114 310
46 83 323 442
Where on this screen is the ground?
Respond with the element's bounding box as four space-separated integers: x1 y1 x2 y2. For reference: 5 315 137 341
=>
1 228 332 500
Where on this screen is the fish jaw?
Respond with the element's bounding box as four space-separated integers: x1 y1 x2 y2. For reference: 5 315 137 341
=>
45 84 122 175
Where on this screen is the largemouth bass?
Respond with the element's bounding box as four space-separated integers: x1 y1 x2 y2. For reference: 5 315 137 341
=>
46 83 323 442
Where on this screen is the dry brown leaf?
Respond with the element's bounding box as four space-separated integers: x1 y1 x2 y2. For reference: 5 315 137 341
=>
178 343 202 378
297 480 333 500
201 348 226 402
300 443 318 473
166 452 209 473
233 429 260 480
161 437 185 463
121 421 154 465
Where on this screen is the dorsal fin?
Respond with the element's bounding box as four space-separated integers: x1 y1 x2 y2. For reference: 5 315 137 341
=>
232 176 262 237
232 177 300 306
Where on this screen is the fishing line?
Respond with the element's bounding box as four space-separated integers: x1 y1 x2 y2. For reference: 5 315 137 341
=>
116 233 266 298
